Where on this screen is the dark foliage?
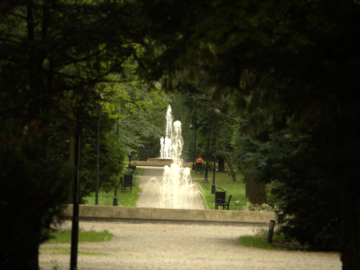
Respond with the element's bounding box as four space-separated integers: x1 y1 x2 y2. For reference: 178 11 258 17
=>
0 1 150 268
137 0 360 265
234 133 342 250
47 109 126 202
0 120 71 268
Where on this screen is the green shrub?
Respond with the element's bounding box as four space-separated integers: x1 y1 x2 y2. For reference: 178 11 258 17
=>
233 134 342 251
265 180 284 208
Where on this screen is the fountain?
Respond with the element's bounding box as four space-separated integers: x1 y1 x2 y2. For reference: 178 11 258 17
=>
160 106 173 159
138 106 207 209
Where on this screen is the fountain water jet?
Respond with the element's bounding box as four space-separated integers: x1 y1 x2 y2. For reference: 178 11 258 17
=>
139 107 207 209
160 106 173 159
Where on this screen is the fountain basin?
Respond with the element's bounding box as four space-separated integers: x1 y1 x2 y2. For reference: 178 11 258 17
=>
61 204 276 225
136 161 192 167
147 158 183 162
148 158 174 162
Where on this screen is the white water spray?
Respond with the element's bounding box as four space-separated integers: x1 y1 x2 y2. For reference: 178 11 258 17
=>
160 106 173 159
139 106 207 209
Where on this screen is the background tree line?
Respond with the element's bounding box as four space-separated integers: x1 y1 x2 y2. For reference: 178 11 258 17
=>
0 1 167 268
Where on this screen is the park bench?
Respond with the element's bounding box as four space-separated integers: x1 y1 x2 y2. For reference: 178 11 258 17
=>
215 195 232 210
120 175 133 192
195 162 203 174
215 187 232 210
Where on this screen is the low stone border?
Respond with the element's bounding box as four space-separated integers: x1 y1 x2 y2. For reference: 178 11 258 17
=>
136 161 192 167
61 204 275 225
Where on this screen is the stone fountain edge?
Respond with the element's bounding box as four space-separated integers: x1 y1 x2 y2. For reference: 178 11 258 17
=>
60 204 276 225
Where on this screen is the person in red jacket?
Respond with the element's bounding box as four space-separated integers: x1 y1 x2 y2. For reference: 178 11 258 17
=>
196 157 203 163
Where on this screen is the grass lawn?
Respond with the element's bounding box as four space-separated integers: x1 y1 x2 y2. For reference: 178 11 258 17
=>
238 235 287 251
84 168 143 206
190 169 242 182
238 227 311 251
40 247 109 256
192 170 248 210
84 188 141 206
46 230 114 244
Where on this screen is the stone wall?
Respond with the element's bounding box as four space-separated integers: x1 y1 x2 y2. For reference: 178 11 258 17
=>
61 204 276 225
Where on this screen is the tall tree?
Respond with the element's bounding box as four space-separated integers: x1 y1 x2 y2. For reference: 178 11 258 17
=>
0 1 162 268
136 0 360 266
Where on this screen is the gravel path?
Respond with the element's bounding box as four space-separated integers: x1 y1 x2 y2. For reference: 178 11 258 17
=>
40 167 341 269
39 221 341 270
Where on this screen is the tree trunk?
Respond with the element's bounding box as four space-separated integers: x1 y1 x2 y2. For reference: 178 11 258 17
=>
248 175 267 205
224 153 236 182
341 176 360 269
245 180 249 198
245 163 251 198
67 133 75 203
246 163 267 204
218 157 225 172
218 142 236 182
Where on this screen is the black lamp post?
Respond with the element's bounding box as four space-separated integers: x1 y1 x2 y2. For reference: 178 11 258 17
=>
70 119 82 270
211 108 220 194
95 93 105 205
190 124 197 170
204 109 213 183
113 106 121 206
